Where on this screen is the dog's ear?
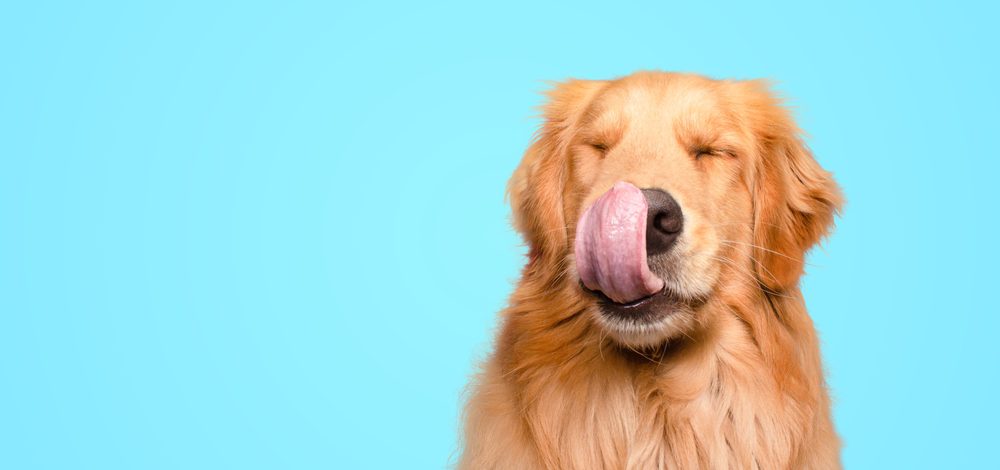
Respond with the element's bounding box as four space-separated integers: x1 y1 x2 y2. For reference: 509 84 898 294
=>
508 80 606 264
738 81 843 292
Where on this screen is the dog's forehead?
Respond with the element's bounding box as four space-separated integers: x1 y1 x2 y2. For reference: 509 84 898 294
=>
590 77 728 129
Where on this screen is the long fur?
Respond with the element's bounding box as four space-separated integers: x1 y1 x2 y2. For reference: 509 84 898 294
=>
460 72 842 469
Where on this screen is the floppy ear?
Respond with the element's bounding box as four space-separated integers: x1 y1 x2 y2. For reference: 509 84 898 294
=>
741 82 844 292
507 80 606 265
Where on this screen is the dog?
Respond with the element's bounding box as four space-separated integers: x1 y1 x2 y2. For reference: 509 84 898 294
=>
459 72 843 469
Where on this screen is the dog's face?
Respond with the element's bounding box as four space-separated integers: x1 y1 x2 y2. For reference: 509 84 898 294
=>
510 73 841 348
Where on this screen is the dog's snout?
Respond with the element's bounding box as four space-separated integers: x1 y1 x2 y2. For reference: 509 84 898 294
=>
642 188 684 256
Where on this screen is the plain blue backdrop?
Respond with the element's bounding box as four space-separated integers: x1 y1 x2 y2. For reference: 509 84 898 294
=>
2 1 998 468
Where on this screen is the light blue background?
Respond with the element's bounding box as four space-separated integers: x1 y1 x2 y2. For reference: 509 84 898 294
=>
2 1 997 468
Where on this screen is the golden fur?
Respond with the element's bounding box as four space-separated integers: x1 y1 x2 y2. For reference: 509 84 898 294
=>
460 72 843 469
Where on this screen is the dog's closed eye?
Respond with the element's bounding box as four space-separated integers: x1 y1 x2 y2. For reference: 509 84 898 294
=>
692 146 735 159
589 142 609 156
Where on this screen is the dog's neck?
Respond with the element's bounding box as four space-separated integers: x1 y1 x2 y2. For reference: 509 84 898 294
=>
495 273 836 468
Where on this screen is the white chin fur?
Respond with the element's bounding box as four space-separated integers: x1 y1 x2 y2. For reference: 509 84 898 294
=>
593 304 697 349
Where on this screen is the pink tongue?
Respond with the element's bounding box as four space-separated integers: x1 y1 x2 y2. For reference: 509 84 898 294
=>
574 182 665 304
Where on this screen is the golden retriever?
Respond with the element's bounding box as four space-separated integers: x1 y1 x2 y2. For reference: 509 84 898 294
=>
459 71 843 469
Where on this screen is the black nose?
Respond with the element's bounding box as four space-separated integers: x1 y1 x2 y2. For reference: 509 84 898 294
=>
642 188 684 256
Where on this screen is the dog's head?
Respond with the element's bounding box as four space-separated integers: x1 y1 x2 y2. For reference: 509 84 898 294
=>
509 72 842 348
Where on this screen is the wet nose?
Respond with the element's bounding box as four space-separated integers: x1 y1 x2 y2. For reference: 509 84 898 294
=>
642 188 684 256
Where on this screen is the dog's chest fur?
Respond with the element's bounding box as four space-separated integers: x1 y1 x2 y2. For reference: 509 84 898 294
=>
520 326 808 469
461 303 839 469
